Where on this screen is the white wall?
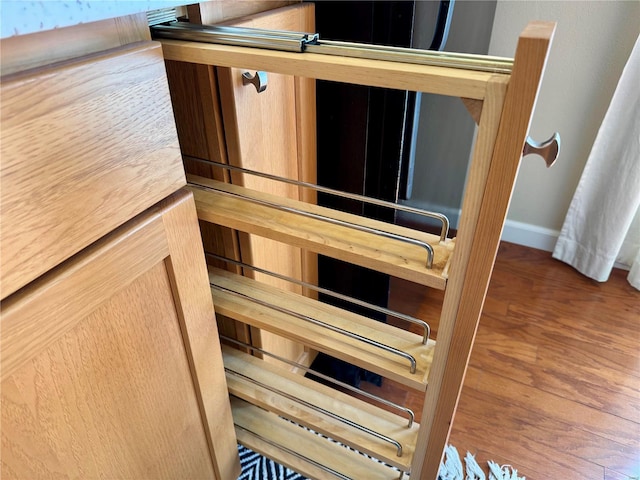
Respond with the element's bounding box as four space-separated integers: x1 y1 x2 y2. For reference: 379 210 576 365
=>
399 1 497 231
489 1 639 250
410 2 497 203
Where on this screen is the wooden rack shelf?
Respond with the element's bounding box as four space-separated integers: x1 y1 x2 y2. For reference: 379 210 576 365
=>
161 15 556 479
210 267 435 391
190 176 454 289
223 346 419 471
232 397 402 480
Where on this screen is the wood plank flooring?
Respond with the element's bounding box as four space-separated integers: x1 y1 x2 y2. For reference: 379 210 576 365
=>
379 241 640 480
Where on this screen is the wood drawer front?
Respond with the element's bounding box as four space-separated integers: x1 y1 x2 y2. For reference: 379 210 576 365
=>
0 41 185 299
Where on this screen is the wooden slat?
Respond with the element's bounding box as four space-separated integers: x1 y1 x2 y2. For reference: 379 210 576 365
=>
189 176 453 290
412 22 556 479
293 5 320 303
159 39 502 100
231 397 401 480
222 345 419 470
0 42 184 298
160 191 241 480
210 268 434 391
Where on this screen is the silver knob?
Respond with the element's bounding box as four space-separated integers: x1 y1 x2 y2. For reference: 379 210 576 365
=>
242 71 268 93
523 132 560 168
522 132 560 168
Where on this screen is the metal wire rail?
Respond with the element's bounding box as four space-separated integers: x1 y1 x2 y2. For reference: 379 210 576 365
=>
227 368 404 457
208 252 431 344
150 22 513 74
190 180 437 269
234 423 354 480
185 155 449 243
235 422 406 480
210 282 418 374
220 335 415 427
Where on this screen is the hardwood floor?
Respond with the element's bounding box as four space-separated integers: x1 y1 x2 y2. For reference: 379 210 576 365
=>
380 242 640 480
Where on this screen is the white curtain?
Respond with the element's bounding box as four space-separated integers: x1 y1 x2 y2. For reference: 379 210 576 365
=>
553 35 640 290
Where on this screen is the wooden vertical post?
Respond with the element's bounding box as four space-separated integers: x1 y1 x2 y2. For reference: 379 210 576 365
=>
412 21 556 479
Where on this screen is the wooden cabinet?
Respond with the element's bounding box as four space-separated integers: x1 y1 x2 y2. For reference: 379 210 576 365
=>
2 191 237 479
2 4 557 480
1 33 239 480
0 42 185 298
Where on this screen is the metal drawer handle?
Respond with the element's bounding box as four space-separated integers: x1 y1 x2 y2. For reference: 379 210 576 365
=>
242 71 268 93
523 132 560 168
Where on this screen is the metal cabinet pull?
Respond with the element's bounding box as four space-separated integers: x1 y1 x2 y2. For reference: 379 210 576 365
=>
242 71 268 93
523 132 560 167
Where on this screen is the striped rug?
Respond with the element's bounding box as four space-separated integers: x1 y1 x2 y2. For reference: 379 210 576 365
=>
237 445 306 480
237 444 526 480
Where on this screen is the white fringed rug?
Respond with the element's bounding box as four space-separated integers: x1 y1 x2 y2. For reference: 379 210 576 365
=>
237 444 526 480
439 445 526 480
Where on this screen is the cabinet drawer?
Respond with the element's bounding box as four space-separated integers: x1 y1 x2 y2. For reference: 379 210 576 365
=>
1 41 185 298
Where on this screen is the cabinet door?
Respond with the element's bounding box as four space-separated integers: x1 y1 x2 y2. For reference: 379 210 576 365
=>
1 190 239 480
216 4 317 366
165 3 317 365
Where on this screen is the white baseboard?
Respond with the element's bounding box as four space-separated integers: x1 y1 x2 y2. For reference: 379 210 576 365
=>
401 205 632 270
397 201 462 231
501 219 560 252
399 201 564 253
400 200 561 252
501 219 630 270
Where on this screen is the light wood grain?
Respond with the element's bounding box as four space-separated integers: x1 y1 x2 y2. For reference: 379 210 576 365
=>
165 61 218 162
216 57 304 362
190 177 453 289
187 1 298 25
2 263 216 480
163 52 249 343
1 191 239 480
407 75 508 475
294 5 319 302
160 191 240 480
159 17 558 480
412 22 556 479
210 268 434 391
0 42 184 298
160 39 502 100
292 5 319 372
1 215 168 381
223 345 419 470
215 3 316 366
0 13 150 77
232 397 400 480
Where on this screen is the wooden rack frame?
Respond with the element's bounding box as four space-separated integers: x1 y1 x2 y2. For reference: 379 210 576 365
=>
160 20 555 479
